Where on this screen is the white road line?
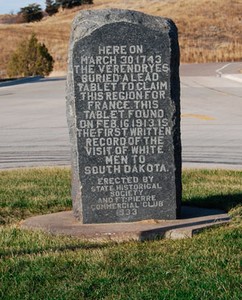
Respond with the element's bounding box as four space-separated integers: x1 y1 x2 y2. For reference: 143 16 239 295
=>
216 63 232 77
222 74 242 84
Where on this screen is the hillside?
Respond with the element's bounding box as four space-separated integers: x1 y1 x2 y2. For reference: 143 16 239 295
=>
0 0 241 78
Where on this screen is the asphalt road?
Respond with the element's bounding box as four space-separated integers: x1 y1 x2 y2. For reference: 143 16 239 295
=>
0 63 242 170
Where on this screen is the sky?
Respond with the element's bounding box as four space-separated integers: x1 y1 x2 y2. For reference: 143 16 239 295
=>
0 0 46 14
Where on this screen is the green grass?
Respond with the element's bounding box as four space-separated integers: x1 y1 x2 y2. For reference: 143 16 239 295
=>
0 167 71 225
0 168 241 300
183 169 242 214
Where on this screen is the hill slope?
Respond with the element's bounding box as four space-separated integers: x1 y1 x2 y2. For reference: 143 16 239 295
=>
0 0 241 78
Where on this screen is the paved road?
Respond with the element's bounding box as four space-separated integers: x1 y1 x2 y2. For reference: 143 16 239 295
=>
0 77 70 169
0 63 242 169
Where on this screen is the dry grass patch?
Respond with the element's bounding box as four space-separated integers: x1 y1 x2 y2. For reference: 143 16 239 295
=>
0 0 242 78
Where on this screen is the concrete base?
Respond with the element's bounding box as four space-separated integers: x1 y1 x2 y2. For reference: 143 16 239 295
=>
20 206 230 242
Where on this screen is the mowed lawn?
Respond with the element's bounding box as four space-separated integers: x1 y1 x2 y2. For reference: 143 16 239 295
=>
0 168 241 299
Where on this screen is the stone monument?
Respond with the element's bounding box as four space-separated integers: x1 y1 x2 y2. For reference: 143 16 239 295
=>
66 9 181 224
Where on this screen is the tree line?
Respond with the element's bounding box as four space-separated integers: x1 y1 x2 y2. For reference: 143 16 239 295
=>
19 0 93 23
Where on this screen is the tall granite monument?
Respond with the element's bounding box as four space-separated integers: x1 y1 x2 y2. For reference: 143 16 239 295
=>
66 9 181 224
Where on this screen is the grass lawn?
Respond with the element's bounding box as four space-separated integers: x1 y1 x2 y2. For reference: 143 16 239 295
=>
0 168 241 299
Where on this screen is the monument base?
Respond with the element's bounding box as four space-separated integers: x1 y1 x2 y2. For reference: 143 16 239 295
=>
20 206 230 242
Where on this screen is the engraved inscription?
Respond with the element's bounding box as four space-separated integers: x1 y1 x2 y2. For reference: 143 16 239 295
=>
66 8 182 224
67 12 182 224
74 42 172 218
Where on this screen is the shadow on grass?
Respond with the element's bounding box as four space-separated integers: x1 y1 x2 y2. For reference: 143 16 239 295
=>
1 194 241 254
0 76 66 88
138 194 242 240
183 193 242 212
0 242 109 259
0 76 44 87
41 77 66 82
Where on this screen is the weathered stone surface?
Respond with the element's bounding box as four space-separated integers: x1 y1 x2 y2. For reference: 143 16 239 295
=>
66 9 181 224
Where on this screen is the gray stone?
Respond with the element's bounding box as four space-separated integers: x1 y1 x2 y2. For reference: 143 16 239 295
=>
66 9 181 224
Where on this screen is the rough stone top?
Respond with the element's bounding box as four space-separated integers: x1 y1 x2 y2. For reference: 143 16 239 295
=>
70 9 176 43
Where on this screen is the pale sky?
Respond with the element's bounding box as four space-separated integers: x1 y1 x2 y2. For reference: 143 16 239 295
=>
0 0 46 14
